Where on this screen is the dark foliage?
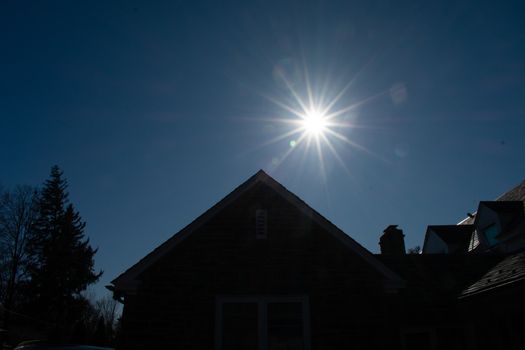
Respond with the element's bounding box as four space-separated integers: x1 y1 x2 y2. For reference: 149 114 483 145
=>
407 245 421 254
0 185 39 329
25 166 102 332
92 316 107 347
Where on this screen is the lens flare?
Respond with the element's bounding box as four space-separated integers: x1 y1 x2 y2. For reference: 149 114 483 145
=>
302 109 327 135
248 61 389 178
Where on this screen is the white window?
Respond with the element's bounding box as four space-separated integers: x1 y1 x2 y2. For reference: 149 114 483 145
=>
256 209 267 239
468 230 480 251
215 296 310 350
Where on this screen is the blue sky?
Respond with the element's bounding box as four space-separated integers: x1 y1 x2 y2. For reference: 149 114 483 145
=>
1 0 524 297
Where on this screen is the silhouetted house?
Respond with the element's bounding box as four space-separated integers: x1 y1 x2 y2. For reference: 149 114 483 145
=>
456 248 525 350
458 181 525 254
414 179 525 349
110 174 525 350
110 170 404 350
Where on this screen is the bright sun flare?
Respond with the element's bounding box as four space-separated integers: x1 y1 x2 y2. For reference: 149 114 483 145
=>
302 109 327 135
258 63 385 177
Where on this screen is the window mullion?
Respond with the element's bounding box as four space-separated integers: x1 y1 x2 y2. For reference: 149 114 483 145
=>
259 300 268 350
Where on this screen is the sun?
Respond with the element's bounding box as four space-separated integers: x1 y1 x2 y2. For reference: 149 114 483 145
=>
302 109 327 136
255 63 387 177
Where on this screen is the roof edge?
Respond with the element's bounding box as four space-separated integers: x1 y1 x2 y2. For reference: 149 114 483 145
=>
111 169 404 291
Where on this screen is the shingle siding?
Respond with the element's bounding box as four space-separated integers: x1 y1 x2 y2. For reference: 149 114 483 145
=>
119 183 390 350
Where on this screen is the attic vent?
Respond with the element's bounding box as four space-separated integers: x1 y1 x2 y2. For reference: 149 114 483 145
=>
256 209 267 239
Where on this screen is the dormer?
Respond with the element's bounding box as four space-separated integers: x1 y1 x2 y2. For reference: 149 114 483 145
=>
422 225 474 254
473 201 524 252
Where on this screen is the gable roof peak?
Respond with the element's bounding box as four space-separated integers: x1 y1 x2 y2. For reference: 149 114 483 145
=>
111 169 404 293
253 169 272 181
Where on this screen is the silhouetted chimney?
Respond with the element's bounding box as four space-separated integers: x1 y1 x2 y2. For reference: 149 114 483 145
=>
379 225 406 256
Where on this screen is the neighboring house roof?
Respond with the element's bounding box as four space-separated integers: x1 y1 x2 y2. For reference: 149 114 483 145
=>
378 254 500 298
458 180 525 225
111 170 404 293
480 201 524 236
497 180 525 202
424 225 474 254
482 200 523 213
460 250 525 297
458 215 476 226
454 182 525 295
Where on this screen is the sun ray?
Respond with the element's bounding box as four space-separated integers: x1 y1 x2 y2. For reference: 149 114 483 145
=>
321 54 379 116
234 125 305 160
259 127 305 147
270 132 309 172
318 74 332 110
320 133 352 176
252 61 391 177
324 128 388 163
265 95 308 119
303 64 315 111
320 79 353 116
274 69 310 115
323 89 389 121
314 134 327 184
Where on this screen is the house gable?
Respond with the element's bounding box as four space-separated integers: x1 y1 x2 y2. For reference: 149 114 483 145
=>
111 170 403 293
422 225 474 254
423 228 449 254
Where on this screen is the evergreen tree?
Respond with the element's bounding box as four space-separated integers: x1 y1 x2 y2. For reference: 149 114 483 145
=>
26 166 102 330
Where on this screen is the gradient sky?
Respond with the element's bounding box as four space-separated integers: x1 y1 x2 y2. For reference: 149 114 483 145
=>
1 0 524 297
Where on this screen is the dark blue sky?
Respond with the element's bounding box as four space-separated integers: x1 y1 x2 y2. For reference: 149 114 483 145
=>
1 0 524 296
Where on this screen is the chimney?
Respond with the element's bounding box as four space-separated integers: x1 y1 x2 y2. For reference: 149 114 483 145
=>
379 225 406 256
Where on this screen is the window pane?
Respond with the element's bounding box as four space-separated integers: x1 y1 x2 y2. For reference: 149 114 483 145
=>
468 231 480 251
223 302 258 350
404 331 431 350
437 328 466 350
484 224 500 246
268 302 304 350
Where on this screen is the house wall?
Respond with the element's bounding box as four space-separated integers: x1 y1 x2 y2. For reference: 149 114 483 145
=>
459 283 525 350
118 183 395 350
423 230 448 254
476 206 502 248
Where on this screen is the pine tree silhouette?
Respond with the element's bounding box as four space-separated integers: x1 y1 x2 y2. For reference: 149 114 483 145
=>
26 166 102 333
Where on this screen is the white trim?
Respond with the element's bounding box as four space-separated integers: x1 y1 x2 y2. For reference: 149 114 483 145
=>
259 300 267 350
215 295 311 350
111 170 404 291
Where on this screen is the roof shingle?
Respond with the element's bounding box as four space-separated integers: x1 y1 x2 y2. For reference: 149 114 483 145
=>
461 250 525 297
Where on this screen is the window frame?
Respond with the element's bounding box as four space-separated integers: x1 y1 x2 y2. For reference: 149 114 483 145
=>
215 295 310 350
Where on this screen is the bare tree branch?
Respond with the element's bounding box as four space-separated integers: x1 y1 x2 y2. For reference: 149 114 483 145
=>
0 185 39 327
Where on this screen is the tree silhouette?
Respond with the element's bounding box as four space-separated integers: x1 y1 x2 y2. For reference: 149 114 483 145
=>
0 185 39 329
92 316 107 346
407 245 421 254
26 166 102 332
